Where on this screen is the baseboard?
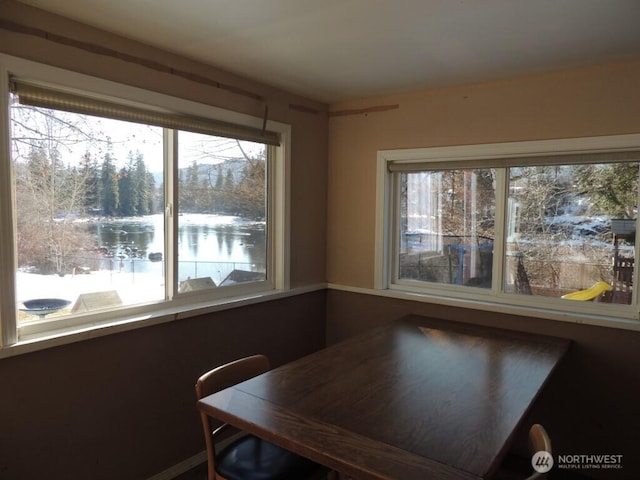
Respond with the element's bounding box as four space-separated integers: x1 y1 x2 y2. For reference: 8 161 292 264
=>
146 450 207 480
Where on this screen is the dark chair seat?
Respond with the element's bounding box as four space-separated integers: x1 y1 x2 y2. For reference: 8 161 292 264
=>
196 355 327 480
217 434 320 480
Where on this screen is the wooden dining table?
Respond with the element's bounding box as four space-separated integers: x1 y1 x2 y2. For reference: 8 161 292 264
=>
197 315 570 480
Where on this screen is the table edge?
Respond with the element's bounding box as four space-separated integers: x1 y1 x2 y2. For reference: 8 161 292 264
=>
198 387 482 480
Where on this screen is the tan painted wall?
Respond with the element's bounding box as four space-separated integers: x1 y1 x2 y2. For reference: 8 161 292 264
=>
0 3 329 479
326 62 640 479
327 61 640 287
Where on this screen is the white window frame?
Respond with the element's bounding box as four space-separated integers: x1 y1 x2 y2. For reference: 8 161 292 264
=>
376 134 640 329
0 54 291 348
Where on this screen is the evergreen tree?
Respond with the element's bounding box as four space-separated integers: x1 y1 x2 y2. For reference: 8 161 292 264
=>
100 152 119 216
575 163 639 219
110 151 156 217
181 160 200 212
134 152 151 215
223 168 236 213
224 168 235 190
213 163 225 213
79 151 100 213
146 172 157 214
201 176 213 212
215 164 224 189
117 165 134 216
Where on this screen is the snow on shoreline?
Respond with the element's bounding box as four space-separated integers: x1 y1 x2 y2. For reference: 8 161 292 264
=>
16 270 164 310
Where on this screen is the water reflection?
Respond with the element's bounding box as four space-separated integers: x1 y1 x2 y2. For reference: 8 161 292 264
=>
87 214 266 284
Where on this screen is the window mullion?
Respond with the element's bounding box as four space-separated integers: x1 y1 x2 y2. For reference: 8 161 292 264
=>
492 168 508 296
164 128 178 299
389 172 402 286
0 66 18 347
374 153 392 289
266 146 276 289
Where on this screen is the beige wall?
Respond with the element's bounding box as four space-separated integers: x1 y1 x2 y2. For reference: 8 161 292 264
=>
327 61 640 287
326 62 640 479
0 3 329 479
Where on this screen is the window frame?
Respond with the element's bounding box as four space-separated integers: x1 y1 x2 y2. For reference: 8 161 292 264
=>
376 134 640 328
0 54 291 347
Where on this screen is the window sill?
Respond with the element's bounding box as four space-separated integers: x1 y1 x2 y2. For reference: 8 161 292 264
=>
0 284 326 360
328 283 640 332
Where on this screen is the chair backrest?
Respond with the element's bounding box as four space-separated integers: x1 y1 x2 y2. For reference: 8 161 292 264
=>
526 423 552 480
196 354 270 399
196 355 271 480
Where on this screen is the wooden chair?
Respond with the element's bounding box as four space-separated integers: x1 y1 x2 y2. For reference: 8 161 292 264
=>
196 355 327 480
526 424 552 480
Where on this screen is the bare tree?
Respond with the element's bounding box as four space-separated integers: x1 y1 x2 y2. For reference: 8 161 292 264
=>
11 103 99 274
508 165 620 295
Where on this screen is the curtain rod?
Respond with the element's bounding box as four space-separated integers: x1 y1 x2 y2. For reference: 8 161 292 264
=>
0 19 266 102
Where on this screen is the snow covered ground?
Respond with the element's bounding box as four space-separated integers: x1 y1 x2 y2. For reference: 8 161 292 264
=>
16 269 164 321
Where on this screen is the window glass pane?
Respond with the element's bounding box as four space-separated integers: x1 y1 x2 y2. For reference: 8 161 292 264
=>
505 164 637 304
11 97 165 323
177 132 267 291
398 169 496 287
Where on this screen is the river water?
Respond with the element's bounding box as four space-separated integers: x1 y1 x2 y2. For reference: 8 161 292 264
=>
86 213 266 285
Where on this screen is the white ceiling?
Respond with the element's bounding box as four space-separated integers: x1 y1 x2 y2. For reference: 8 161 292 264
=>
17 0 640 103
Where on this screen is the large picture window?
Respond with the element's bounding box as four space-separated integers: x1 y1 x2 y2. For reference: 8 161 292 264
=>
378 137 640 325
0 56 289 345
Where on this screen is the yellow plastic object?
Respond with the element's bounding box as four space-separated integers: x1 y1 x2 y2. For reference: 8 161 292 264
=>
561 281 613 301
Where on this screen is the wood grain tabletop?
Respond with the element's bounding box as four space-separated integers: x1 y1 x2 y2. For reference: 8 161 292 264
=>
198 315 570 480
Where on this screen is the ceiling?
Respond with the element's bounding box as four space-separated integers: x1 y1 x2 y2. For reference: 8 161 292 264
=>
16 0 640 103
